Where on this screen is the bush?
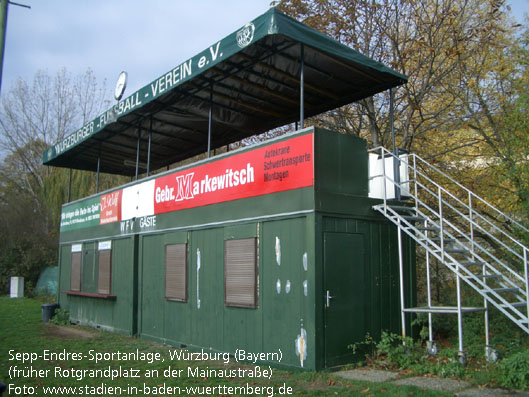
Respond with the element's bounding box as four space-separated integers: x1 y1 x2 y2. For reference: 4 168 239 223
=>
350 331 427 370
375 331 424 368
350 331 469 378
49 309 70 326
429 358 466 378
499 349 529 391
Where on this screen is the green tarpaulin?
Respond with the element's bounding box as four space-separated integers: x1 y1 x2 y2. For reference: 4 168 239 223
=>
42 8 407 176
36 267 58 295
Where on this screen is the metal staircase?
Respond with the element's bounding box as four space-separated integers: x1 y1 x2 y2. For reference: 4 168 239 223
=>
368 147 529 363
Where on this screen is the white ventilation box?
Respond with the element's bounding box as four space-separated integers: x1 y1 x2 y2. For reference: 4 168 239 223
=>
10 276 24 298
369 152 411 200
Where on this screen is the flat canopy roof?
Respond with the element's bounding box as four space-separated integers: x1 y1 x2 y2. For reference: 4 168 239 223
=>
43 8 407 176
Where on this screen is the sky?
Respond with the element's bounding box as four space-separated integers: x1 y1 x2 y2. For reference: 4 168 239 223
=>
509 0 529 21
1 0 528 100
1 0 272 97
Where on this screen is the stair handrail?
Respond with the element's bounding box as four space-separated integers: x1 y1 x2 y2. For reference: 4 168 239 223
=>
370 146 529 235
414 152 529 234
369 146 529 262
411 170 526 263
410 189 525 286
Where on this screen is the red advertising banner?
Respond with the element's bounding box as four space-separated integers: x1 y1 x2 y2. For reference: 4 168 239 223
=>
97 133 313 225
100 190 122 225
153 133 314 215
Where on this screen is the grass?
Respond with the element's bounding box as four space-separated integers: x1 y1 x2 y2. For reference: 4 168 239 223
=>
0 297 452 396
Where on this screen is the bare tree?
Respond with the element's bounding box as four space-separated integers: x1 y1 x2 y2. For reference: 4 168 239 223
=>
0 68 109 193
0 69 110 293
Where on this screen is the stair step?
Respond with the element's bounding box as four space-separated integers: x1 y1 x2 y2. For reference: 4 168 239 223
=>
420 237 456 246
461 260 485 267
445 248 468 254
402 215 426 222
475 273 502 280
488 287 520 293
388 205 416 212
429 237 456 243
501 301 528 308
416 226 440 232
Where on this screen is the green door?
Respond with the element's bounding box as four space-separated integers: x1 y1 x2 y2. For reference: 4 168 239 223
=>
324 232 365 367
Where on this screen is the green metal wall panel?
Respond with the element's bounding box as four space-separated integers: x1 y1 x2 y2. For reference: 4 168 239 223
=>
261 217 315 369
314 128 368 197
58 245 71 306
362 221 381 338
140 234 164 340
188 228 224 349
111 238 136 333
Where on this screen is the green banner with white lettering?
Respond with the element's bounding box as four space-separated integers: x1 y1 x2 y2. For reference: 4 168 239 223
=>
60 196 101 232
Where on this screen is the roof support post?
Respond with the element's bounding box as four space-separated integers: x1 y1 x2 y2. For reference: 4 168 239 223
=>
146 117 152 177
67 168 72 203
135 127 141 180
95 155 100 194
390 88 401 200
0 0 8 94
299 44 305 129
390 88 396 155
207 84 213 158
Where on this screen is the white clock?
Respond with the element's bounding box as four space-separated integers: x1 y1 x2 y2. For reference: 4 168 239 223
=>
114 71 128 101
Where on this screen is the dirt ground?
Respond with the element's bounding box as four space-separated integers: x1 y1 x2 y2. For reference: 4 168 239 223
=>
40 323 96 339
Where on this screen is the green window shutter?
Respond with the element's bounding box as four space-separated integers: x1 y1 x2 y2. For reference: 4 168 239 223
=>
224 238 257 308
165 244 187 301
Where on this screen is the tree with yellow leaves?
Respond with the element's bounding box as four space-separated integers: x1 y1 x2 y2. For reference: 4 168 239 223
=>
273 0 526 220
